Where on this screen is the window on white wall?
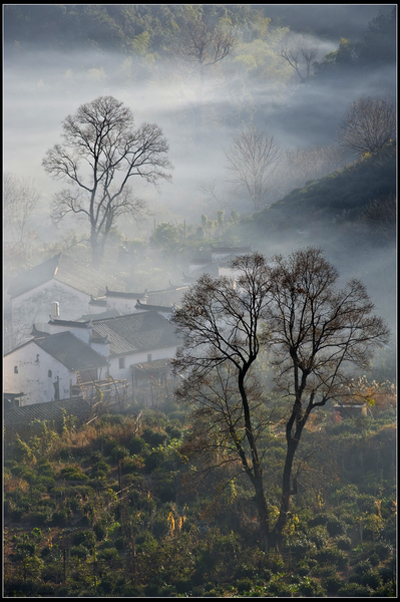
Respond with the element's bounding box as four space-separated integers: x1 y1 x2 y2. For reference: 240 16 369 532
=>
48 370 52 378
119 357 125 369
14 365 18 374
147 353 152 362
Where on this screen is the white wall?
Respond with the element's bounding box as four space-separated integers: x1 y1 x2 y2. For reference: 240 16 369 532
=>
10 280 91 348
108 345 178 382
3 341 76 406
47 321 92 344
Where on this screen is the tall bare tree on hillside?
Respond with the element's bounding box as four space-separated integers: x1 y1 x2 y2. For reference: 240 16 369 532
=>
43 96 172 267
279 38 319 82
225 125 281 210
337 96 396 157
172 248 389 550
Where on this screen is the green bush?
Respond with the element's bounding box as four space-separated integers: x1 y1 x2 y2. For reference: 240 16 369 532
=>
326 516 347 537
127 435 147 455
374 541 393 561
354 559 373 575
266 580 295 596
72 529 96 549
236 577 253 594
337 582 373 597
335 535 352 550
361 569 383 590
120 456 142 474
30 510 50 527
142 427 168 448
308 525 330 549
70 544 89 560
60 465 88 482
51 509 69 526
322 574 343 594
314 547 349 570
298 576 325 597
90 459 110 478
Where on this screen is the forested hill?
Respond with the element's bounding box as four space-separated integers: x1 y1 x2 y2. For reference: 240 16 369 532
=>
236 142 396 247
4 4 387 54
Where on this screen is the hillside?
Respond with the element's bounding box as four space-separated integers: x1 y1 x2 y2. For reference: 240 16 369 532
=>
237 143 396 246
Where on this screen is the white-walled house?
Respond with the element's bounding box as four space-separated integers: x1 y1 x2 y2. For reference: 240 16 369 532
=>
6 253 128 350
3 331 108 406
91 311 181 383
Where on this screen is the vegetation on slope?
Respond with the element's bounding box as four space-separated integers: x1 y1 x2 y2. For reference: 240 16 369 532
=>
4 387 396 597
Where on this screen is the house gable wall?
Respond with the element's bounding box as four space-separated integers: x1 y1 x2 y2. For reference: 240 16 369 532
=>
109 345 178 382
3 341 76 406
10 280 91 347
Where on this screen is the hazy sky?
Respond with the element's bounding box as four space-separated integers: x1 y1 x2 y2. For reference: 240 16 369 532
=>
3 5 395 239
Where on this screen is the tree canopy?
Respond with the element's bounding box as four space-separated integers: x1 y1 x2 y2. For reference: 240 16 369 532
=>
43 96 172 266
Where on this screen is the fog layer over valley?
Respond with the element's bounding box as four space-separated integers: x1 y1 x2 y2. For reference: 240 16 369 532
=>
4 5 396 339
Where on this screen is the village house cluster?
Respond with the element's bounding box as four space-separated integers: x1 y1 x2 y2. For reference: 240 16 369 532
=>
3 246 251 421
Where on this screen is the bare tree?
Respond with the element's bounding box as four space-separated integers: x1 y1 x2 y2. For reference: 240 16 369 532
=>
279 37 319 82
337 96 396 157
177 18 237 70
172 249 389 550
43 96 172 267
225 125 281 210
172 253 274 549
3 172 40 267
266 247 390 547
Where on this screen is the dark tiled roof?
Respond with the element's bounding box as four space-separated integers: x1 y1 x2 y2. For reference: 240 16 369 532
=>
49 318 91 328
89 296 107 306
4 397 91 430
7 253 129 300
7 254 61 298
146 286 189 306
92 311 179 357
105 287 147 299
31 325 50 337
78 309 122 321
34 332 108 370
135 300 173 313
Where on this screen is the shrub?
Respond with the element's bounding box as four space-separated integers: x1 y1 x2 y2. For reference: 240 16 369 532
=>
60 465 88 482
337 582 373 597
322 574 343 594
308 525 330 549
90 459 110 478
361 569 382 590
354 559 373 575
264 552 285 572
142 427 168 448
72 529 96 550
30 510 50 527
374 541 393 561
335 535 352 550
120 456 142 474
314 547 349 570
70 545 89 559
127 436 147 455
298 577 325 597
236 577 253 594
93 522 107 541
51 509 69 526
326 517 346 537
266 580 295 596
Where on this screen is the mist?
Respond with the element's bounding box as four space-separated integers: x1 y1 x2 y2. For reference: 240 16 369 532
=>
3 5 396 335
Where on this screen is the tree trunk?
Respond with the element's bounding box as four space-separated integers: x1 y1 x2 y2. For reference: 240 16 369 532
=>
271 437 299 547
253 473 270 551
